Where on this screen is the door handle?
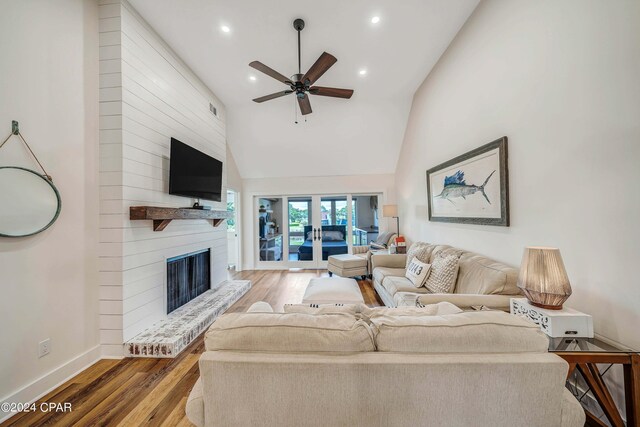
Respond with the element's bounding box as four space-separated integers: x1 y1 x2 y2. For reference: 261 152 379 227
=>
313 228 317 241
318 228 322 241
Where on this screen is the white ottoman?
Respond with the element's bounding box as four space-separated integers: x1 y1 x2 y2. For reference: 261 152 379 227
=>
302 277 365 305
327 253 368 278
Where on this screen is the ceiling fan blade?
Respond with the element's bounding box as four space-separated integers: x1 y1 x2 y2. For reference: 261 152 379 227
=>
297 94 312 115
301 52 337 85
252 91 293 103
309 86 354 99
249 61 292 84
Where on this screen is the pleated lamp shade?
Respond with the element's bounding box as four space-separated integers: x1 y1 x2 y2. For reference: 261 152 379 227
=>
517 247 572 310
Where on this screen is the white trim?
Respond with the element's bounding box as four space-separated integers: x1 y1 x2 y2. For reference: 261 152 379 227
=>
101 344 125 358
0 345 101 423
226 188 242 271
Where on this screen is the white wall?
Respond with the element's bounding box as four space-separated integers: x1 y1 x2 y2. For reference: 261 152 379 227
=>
98 0 228 355
226 148 242 192
241 174 395 269
0 0 100 416
395 0 639 415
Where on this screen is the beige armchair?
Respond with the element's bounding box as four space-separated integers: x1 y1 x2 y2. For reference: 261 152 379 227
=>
351 232 396 276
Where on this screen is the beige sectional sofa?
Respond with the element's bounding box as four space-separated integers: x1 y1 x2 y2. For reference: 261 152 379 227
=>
371 242 522 310
186 304 584 427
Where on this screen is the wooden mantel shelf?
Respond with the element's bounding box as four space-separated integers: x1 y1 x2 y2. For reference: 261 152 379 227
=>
130 206 233 231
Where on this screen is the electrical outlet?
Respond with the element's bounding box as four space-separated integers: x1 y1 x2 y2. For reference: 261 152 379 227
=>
38 339 51 358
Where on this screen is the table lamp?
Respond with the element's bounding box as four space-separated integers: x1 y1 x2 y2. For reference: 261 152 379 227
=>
517 247 572 310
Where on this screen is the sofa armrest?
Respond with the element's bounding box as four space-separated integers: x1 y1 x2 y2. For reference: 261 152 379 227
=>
371 253 407 270
416 294 518 312
186 377 205 427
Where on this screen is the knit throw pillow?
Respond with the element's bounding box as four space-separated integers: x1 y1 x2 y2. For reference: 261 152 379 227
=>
405 242 431 269
424 251 461 294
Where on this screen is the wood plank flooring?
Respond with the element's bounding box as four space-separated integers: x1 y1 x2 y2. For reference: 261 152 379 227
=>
1 270 382 427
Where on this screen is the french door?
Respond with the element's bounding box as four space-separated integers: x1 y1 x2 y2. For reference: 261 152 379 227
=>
255 193 381 269
285 195 350 269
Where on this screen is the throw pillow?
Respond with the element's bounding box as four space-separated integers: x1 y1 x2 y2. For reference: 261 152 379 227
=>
405 242 431 268
424 251 461 294
369 242 387 250
405 258 431 288
247 301 274 313
322 230 344 241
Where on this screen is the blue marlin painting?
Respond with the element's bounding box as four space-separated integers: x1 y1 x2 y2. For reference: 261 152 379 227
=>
434 170 496 205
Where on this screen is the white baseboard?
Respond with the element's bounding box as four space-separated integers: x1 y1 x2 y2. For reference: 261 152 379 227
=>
101 343 125 358
0 345 101 423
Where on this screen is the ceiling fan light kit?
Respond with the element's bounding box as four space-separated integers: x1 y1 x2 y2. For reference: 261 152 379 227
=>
250 18 354 117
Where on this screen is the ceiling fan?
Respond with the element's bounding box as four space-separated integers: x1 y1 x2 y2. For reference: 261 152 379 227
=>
249 18 354 116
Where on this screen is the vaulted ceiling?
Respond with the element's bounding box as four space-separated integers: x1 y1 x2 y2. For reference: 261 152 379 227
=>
129 0 479 178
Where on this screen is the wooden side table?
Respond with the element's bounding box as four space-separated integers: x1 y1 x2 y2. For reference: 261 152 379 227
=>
549 337 639 427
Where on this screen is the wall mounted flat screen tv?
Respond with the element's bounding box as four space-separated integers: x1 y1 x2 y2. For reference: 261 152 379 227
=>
169 138 223 202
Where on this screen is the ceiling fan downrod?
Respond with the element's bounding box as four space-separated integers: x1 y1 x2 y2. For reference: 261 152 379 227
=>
293 18 304 75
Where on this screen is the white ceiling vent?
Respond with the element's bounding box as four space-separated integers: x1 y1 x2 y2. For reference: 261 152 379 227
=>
209 103 218 117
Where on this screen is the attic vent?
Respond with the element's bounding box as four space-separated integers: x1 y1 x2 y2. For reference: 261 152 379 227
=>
209 103 217 117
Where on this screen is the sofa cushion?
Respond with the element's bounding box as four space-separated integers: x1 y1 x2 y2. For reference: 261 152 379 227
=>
372 311 549 353
455 252 520 295
382 276 431 296
372 266 406 284
205 312 375 353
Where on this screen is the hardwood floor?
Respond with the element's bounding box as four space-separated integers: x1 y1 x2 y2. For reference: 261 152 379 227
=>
1 270 382 427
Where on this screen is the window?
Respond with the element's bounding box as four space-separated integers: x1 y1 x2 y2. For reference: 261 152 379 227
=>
227 191 235 231
288 200 310 247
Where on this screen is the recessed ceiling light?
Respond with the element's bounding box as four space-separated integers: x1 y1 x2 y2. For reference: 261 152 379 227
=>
249 75 256 81
359 69 367 76
221 25 230 33
371 16 380 24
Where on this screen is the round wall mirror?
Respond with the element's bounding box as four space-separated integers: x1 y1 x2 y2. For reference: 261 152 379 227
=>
0 166 61 237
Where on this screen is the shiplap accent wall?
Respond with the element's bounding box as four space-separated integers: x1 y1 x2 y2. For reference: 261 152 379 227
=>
99 0 228 357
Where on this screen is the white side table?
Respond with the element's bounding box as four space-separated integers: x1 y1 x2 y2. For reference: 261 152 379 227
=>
510 298 594 338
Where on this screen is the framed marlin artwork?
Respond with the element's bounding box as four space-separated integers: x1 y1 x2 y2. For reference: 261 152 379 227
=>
426 137 509 226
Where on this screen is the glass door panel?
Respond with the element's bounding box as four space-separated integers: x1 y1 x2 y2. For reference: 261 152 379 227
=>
352 194 380 245
287 197 313 263
319 196 350 263
257 197 283 262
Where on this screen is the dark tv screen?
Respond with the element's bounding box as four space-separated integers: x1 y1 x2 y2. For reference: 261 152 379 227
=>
169 138 223 202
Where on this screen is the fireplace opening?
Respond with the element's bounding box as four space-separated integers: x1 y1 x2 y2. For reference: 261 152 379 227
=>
166 249 211 314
